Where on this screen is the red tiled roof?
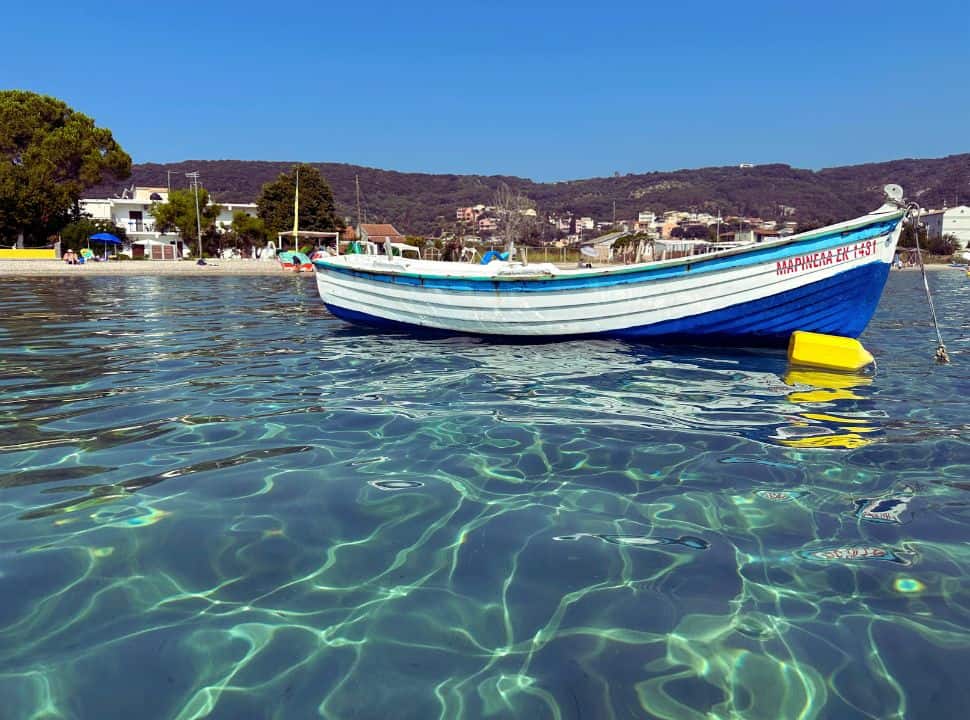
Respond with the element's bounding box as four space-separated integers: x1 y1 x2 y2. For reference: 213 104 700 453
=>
360 223 402 237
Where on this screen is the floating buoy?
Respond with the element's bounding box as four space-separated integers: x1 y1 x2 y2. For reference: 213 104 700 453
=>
787 331 874 372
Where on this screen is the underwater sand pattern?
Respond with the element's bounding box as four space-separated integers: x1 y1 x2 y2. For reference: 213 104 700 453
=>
0 272 968 719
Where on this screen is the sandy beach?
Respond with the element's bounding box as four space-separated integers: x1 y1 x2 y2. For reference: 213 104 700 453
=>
0 259 290 276
0 259 964 277
893 264 965 272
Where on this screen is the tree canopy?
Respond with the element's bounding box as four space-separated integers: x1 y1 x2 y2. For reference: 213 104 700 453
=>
151 188 222 254
60 217 127 252
492 183 537 251
0 91 131 244
257 164 344 237
231 210 267 244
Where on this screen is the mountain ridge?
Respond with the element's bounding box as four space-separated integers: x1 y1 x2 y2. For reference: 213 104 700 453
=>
87 154 970 235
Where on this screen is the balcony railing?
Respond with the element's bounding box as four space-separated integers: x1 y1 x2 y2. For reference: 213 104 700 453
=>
125 220 155 233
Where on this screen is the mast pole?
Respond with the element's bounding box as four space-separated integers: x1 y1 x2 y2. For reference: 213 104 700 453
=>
292 166 300 254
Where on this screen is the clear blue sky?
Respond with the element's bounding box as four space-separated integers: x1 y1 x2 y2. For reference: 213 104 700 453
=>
2 0 967 180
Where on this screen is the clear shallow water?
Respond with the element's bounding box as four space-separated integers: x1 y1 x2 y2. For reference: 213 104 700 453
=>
0 271 967 720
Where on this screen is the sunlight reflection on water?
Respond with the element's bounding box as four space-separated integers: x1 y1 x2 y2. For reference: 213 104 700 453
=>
0 271 967 719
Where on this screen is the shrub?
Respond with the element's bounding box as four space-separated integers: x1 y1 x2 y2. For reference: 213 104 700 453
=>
926 234 958 256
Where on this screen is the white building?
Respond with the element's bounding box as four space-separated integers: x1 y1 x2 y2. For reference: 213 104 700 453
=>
921 205 970 247
215 203 261 232
80 186 258 259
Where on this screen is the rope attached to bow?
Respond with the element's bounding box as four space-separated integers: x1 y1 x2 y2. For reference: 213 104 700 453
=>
906 202 949 364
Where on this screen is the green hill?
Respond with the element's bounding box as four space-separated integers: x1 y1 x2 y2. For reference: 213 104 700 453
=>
87 154 970 235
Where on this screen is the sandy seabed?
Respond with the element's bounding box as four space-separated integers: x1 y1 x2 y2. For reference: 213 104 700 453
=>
0 260 290 276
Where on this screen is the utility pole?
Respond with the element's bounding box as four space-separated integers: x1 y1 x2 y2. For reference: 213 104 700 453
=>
355 175 362 235
186 171 204 264
166 170 175 193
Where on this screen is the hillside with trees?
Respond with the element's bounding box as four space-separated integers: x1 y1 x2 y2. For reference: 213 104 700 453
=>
85 154 970 236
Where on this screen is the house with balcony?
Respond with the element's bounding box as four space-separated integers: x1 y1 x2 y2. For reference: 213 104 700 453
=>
79 186 258 259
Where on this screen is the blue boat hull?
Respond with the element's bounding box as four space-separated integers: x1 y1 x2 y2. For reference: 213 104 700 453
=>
325 262 891 347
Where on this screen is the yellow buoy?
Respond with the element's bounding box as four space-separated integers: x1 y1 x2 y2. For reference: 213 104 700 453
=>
787 331 874 372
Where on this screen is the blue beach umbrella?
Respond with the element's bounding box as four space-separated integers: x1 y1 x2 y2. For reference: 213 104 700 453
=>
88 232 122 259
89 232 121 244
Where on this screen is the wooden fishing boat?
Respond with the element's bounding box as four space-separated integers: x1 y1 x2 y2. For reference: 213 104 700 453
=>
312 187 908 345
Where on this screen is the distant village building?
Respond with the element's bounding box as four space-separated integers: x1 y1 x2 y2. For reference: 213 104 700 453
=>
478 217 498 233
456 207 477 223
718 227 780 244
590 231 629 261
755 228 781 242
79 186 257 259
921 205 970 247
660 218 680 239
359 223 404 246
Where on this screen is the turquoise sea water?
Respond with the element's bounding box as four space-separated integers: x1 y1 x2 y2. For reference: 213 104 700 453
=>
0 271 968 719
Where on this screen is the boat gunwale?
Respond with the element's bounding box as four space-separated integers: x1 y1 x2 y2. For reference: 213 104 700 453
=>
313 208 904 283
313 209 903 290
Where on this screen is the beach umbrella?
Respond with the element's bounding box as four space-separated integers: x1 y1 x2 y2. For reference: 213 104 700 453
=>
88 232 122 260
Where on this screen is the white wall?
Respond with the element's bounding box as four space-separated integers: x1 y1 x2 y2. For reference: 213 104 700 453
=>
942 206 970 246
80 192 259 240
923 206 970 246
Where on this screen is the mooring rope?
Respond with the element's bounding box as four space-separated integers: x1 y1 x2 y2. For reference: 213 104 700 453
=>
907 202 949 363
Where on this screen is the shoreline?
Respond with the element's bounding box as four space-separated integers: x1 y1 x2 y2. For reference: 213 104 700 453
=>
0 259 964 278
0 260 290 276
892 264 965 272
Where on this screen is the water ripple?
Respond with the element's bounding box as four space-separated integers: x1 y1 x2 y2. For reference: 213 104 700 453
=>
0 272 968 719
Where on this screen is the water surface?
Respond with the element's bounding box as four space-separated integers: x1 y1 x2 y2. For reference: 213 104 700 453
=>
1 271 968 719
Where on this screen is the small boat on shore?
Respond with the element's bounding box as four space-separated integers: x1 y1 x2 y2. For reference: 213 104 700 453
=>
279 250 313 272
312 187 908 346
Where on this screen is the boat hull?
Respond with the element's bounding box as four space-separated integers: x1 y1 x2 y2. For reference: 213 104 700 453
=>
314 207 904 346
